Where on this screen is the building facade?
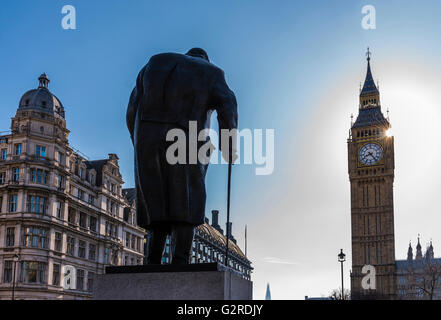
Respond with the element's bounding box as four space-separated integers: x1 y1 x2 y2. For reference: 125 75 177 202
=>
396 237 441 300
158 209 252 280
0 74 252 300
0 74 145 299
348 52 397 299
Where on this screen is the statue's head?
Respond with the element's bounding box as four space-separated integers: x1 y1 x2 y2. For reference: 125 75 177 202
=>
186 48 209 62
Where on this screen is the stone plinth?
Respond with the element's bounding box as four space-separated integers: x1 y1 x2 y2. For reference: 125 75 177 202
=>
93 263 252 300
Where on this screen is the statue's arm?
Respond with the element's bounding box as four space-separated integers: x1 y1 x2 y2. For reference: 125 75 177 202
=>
211 70 238 161
126 67 145 145
126 87 137 145
212 70 238 130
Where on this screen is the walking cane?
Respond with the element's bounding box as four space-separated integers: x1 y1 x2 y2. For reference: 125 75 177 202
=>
225 140 233 268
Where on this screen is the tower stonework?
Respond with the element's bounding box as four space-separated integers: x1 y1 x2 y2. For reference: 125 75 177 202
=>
348 52 397 299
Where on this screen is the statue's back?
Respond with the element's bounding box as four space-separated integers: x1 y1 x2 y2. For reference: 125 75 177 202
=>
138 53 221 130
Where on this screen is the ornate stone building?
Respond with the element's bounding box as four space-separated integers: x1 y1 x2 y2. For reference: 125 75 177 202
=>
396 237 441 300
191 211 252 280
124 195 253 280
348 51 397 299
0 73 252 300
0 74 145 299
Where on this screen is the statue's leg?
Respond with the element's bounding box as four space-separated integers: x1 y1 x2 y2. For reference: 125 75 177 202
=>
170 223 195 265
147 224 169 264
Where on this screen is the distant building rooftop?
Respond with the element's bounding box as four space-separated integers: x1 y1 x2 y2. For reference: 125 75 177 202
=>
305 296 332 300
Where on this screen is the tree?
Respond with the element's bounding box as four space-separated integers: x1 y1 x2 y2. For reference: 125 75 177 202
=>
329 288 351 300
414 258 441 300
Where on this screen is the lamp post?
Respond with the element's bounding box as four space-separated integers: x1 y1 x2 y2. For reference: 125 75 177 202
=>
338 249 346 300
12 253 20 300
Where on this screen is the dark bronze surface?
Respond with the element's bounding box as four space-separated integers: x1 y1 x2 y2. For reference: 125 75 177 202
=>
126 48 238 264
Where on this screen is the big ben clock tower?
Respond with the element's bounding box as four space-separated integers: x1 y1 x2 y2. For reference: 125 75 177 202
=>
348 49 397 299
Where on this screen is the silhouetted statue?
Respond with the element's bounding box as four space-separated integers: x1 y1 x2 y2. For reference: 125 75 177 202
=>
126 48 238 264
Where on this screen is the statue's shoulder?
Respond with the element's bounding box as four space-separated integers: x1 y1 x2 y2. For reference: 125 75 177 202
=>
147 53 224 76
146 52 182 65
150 52 182 60
188 58 224 78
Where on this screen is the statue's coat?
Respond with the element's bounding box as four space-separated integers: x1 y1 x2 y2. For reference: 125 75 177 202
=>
126 53 237 229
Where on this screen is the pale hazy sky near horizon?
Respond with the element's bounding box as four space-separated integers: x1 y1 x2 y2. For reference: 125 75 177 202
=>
2 0 441 299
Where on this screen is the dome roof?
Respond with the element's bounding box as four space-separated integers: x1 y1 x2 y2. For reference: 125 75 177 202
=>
18 73 65 119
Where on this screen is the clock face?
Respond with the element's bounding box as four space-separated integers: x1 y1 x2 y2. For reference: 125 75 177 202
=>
359 143 383 165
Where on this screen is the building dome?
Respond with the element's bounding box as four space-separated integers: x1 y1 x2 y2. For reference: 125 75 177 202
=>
18 73 65 119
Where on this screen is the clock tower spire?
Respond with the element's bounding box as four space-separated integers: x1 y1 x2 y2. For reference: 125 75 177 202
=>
348 50 397 299
360 48 380 109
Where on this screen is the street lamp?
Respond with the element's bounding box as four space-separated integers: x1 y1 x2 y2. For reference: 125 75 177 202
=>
12 253 20 300
338 249 346 300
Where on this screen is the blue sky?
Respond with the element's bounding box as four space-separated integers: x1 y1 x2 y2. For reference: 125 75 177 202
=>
2 0 441 299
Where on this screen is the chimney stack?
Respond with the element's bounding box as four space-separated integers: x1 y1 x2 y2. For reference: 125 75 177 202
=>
226 222 237 244
211 210 223 234
212 210 219 226
226 222 232 237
